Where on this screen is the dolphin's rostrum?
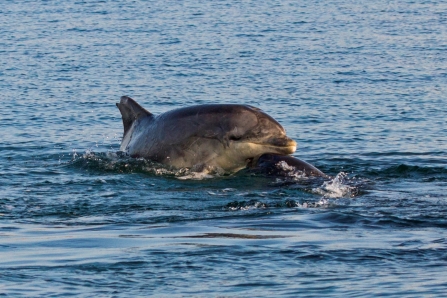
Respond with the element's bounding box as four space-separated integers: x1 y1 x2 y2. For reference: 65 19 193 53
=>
116 96 297 173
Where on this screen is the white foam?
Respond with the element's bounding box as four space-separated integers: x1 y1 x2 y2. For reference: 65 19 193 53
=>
175 165 225 180
312 172 357 198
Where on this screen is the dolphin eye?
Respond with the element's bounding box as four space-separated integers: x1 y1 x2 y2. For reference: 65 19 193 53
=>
229 135 242 141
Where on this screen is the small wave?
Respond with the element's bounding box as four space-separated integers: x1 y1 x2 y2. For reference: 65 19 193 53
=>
180 233 288 239
369 164 447 178
224 196 348 211
226 200 268 211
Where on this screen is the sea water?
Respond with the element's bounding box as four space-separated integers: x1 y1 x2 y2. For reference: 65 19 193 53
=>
1 1 447 296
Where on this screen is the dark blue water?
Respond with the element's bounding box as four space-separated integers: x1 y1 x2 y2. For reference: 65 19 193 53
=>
1 1 447 296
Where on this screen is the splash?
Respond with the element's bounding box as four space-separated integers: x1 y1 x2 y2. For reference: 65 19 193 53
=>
175 165 226 180
276 160 309 179
312 172 359 198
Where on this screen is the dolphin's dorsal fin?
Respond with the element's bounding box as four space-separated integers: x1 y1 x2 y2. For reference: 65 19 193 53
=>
116 96 152 136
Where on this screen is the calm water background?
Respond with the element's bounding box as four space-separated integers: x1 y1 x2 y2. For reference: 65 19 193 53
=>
1 0 447 296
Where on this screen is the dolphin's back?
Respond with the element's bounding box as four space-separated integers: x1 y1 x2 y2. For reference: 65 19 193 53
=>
254 154 328 178
115 96 297 172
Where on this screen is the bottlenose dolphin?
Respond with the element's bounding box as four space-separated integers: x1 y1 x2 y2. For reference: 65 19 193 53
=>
251 153 328 178
116 96 297 173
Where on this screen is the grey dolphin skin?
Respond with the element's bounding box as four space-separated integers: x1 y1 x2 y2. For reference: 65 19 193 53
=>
116 96 297 173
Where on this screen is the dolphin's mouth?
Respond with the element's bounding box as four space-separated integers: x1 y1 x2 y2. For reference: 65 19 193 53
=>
268 136 296 147
262 137 297 154
246 137 297 157
263 144 297 155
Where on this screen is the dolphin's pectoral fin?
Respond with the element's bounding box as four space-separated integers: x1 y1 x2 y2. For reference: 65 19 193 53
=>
221 135 230 148
116 96 152 136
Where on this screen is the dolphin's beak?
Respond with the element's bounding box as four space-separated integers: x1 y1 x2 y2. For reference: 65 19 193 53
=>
265 136 297 154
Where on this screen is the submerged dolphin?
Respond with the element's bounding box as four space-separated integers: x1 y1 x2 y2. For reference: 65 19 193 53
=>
116 96 297 173
251 153 328 178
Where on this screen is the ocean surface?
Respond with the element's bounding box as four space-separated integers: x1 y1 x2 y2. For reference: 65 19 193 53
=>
1 0 447 296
